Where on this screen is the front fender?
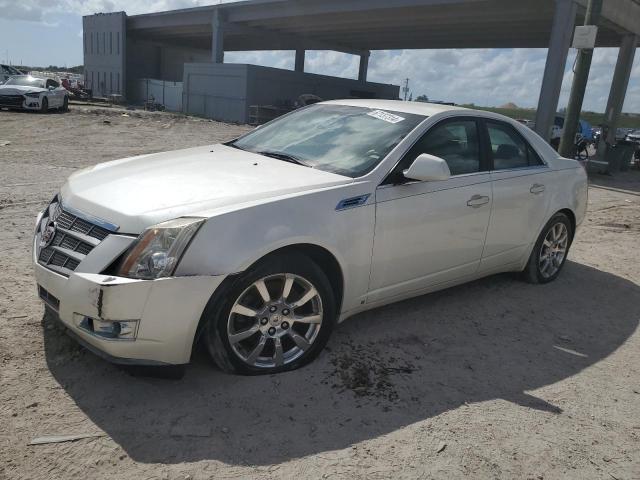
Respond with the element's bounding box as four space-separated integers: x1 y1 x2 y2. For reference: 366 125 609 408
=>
175 184 376 313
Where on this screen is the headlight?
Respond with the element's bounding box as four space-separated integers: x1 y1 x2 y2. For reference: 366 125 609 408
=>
24 92 41 98
118 217 205 279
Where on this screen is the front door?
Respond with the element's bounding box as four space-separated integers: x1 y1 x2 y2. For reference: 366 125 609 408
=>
368 117 492 304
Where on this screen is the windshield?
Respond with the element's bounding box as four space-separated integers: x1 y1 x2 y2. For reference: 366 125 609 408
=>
5 76 45 88
232 104 426 177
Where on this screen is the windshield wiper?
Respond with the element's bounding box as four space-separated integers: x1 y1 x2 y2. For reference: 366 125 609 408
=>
226 141 246 151
257 150 310 167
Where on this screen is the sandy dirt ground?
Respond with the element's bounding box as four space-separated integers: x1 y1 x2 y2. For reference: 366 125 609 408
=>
0 106 639 480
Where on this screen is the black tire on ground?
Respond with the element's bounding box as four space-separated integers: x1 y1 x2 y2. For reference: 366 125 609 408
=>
523 212 573 284
61 96 69 112
39 97 48 113
202 252 337 375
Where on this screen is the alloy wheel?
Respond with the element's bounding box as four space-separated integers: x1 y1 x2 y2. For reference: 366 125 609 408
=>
538 222 569 279
226 273 324 369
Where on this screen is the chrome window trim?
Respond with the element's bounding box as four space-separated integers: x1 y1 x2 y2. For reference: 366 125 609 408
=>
489 165 551 174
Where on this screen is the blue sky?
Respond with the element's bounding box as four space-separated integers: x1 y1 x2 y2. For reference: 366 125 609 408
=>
1 0 638 113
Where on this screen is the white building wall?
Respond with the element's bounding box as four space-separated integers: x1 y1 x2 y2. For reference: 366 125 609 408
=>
83 12 127 98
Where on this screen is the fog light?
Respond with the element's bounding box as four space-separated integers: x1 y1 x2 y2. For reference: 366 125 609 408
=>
75 314 139 340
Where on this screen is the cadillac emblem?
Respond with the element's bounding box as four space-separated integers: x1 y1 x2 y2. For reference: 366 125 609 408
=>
40 221 57 249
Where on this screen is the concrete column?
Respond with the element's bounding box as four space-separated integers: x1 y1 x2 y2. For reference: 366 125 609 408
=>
534 0 577 141
211 10 224 63
603 34 637 145
295 49 305 72
358 51 370 82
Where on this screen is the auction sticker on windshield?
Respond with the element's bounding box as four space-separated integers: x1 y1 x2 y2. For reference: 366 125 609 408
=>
367 110 405 124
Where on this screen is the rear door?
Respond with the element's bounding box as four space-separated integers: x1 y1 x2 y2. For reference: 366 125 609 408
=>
368 117 493 304
479 119 552 273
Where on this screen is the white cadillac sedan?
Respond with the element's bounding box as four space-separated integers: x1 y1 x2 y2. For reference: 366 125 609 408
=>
0 75 69 112
33 100 587 375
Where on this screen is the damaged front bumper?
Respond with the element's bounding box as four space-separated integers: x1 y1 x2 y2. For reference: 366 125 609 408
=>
34 260 225 366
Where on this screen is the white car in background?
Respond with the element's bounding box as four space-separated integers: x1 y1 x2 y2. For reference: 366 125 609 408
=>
33 100 588 376
0 75 68 112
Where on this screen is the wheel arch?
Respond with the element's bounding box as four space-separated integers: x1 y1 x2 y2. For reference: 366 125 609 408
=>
557 208 577 242
192 242 345 346
521 206 577 271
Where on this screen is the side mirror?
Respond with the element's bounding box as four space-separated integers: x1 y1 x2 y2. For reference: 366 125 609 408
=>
403 153 451 182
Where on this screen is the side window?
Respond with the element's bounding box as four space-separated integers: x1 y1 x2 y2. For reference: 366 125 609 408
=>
46 79 59 89
389 119 481 183
487 121 537 170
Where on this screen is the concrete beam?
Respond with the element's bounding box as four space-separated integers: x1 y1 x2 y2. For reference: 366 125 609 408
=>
211 9 224 63
534 0 577 141
358 51 370 82
225 0 486 23
224 22 363 55
604 34 638 145
295 49 305 72
575 0 640 36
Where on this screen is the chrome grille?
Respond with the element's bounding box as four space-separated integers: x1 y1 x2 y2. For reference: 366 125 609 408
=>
36 196 117 277
55 210 111 241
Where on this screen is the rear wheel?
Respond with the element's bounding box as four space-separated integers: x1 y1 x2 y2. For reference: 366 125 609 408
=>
523 213 573 284
203 253 336 375
39 97 48 113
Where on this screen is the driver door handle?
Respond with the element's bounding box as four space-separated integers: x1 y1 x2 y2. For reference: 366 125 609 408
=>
530 183 546 194
467 195 490 208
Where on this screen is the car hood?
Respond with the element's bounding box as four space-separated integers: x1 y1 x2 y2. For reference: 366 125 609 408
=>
0 85 45 95
61 144 353 233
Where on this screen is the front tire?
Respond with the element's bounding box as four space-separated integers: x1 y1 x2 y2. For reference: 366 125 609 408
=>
61 96 69 112
523 213 573 284
203 253 336 375
39 97 48 113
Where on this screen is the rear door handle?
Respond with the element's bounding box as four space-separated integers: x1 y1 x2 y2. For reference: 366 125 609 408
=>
467 195 490 208
530 183 546 194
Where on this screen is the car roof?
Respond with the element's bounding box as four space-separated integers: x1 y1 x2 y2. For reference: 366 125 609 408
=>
323 99 467 116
